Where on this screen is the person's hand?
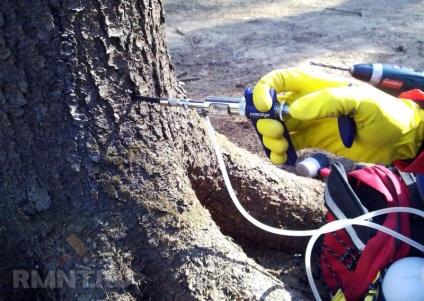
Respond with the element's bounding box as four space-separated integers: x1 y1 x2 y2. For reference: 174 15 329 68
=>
253 69 424 165
253 68 350 164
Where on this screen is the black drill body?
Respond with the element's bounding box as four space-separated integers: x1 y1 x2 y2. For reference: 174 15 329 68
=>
349 63 424 97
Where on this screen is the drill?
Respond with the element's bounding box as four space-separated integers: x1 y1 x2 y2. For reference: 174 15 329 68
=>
350 63 424 96
311 62 424 97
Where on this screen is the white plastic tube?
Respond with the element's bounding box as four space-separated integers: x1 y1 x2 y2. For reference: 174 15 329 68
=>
203 116 424 300
204 115 321 236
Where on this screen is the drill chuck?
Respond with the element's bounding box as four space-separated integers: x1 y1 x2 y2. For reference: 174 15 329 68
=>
349 63 424 96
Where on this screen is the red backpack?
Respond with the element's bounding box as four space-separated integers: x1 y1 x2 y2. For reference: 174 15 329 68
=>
320 162 419 301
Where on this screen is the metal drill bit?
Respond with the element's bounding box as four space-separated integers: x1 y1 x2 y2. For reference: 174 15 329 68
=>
310 61 350 72
133 95 162 103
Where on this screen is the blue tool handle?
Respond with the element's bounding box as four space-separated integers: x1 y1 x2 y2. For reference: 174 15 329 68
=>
244 88 298 166
337 115 356 148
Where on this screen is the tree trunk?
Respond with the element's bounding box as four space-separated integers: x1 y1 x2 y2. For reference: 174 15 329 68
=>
0 0 325 300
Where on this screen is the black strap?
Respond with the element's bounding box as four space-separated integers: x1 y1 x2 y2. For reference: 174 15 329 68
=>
397 171 424 211
397 170 424 257
325 162 370 249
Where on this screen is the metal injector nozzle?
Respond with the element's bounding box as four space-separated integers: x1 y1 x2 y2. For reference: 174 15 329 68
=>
159 96 247 116
135 88 297 165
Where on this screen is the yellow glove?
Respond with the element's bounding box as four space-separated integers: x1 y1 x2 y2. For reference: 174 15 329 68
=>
253 69 424 165
253 69 351 164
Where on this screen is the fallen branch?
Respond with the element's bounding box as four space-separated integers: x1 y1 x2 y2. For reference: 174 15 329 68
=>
322 8 363 17
178 76 202 82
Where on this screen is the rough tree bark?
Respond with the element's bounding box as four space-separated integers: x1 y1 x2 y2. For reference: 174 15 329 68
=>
0 0 325 300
